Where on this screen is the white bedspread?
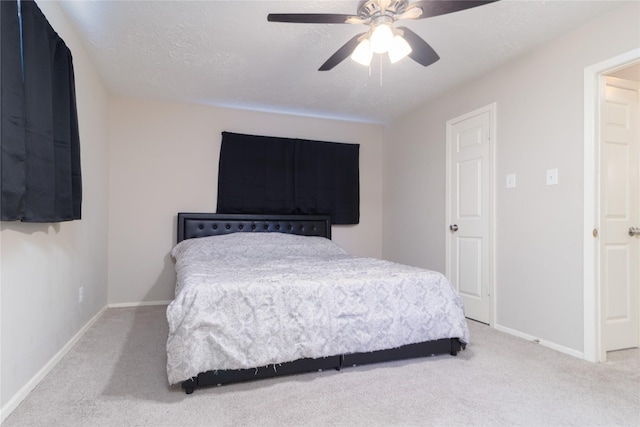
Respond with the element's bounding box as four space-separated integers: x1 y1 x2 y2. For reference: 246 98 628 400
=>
166 233 469 385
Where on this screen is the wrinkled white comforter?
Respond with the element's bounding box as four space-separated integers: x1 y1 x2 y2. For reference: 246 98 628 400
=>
166 233 469 385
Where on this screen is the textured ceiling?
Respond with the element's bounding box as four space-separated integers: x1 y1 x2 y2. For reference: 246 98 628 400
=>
58 0 628 124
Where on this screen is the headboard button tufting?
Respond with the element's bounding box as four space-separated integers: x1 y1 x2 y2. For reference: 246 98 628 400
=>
177 213 331 242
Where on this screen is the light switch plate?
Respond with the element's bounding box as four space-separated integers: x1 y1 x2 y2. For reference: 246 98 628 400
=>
506 173 516 189
546 168 558 186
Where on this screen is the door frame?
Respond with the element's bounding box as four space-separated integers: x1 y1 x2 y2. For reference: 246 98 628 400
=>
445 102 496 326
583 48 640 363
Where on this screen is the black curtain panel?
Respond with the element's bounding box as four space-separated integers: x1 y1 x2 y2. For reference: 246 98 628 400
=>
217 132 359 225
1 0 27 220
217 132 297 215
294 139 359 224
0 0 82 222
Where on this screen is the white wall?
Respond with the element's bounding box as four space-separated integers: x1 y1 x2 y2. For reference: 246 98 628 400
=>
382 3 640 354
0 1 110 415
108 98 384 305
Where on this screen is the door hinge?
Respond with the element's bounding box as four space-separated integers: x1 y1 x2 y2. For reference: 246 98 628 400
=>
592 228 598 238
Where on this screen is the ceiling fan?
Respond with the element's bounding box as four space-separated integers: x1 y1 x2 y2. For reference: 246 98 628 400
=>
268 0 498 71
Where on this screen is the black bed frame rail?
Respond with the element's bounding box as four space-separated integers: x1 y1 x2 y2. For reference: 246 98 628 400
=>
181 338 464 394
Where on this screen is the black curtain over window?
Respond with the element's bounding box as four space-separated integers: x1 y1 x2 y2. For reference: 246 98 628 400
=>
1 0 82 222
1 0 27 220
217 132 359 224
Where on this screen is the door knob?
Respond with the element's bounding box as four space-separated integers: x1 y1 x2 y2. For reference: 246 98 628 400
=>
450 224 459 232
629 227 640 237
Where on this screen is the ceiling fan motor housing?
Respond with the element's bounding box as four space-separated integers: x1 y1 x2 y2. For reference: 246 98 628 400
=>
358 0 410 20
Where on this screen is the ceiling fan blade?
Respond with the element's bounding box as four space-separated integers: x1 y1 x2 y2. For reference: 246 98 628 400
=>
406 0 498 20
397 27 440 67
318 33 366 71
267 13 355 24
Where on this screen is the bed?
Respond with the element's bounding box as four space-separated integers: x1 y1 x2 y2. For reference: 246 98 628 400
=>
167 213 469 394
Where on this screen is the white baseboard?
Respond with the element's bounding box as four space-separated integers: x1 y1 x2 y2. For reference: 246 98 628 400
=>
108 300 171 308
494 323 585 360
0 305 108 424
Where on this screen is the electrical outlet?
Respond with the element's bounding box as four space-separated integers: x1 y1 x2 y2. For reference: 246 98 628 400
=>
79 286 84 303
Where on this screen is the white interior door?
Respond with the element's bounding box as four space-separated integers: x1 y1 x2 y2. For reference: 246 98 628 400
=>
601 76 640 352
446 104 494 324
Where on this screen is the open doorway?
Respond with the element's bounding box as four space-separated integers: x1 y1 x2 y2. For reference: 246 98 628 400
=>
584 50 640 363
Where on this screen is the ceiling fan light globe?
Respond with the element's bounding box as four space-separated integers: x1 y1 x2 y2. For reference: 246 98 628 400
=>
388 34 412 63
370 23 394 54
397 6 423 20
351 39 373 66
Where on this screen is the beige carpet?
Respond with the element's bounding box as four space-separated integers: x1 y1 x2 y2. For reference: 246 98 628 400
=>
3 306 639 426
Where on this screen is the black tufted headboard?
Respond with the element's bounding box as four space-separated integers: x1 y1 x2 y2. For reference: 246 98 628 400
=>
177 213 332 243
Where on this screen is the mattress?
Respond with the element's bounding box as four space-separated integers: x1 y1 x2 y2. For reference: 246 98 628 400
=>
166 232 469 385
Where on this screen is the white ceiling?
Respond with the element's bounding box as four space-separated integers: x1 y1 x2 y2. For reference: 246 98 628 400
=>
58 0 628 124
